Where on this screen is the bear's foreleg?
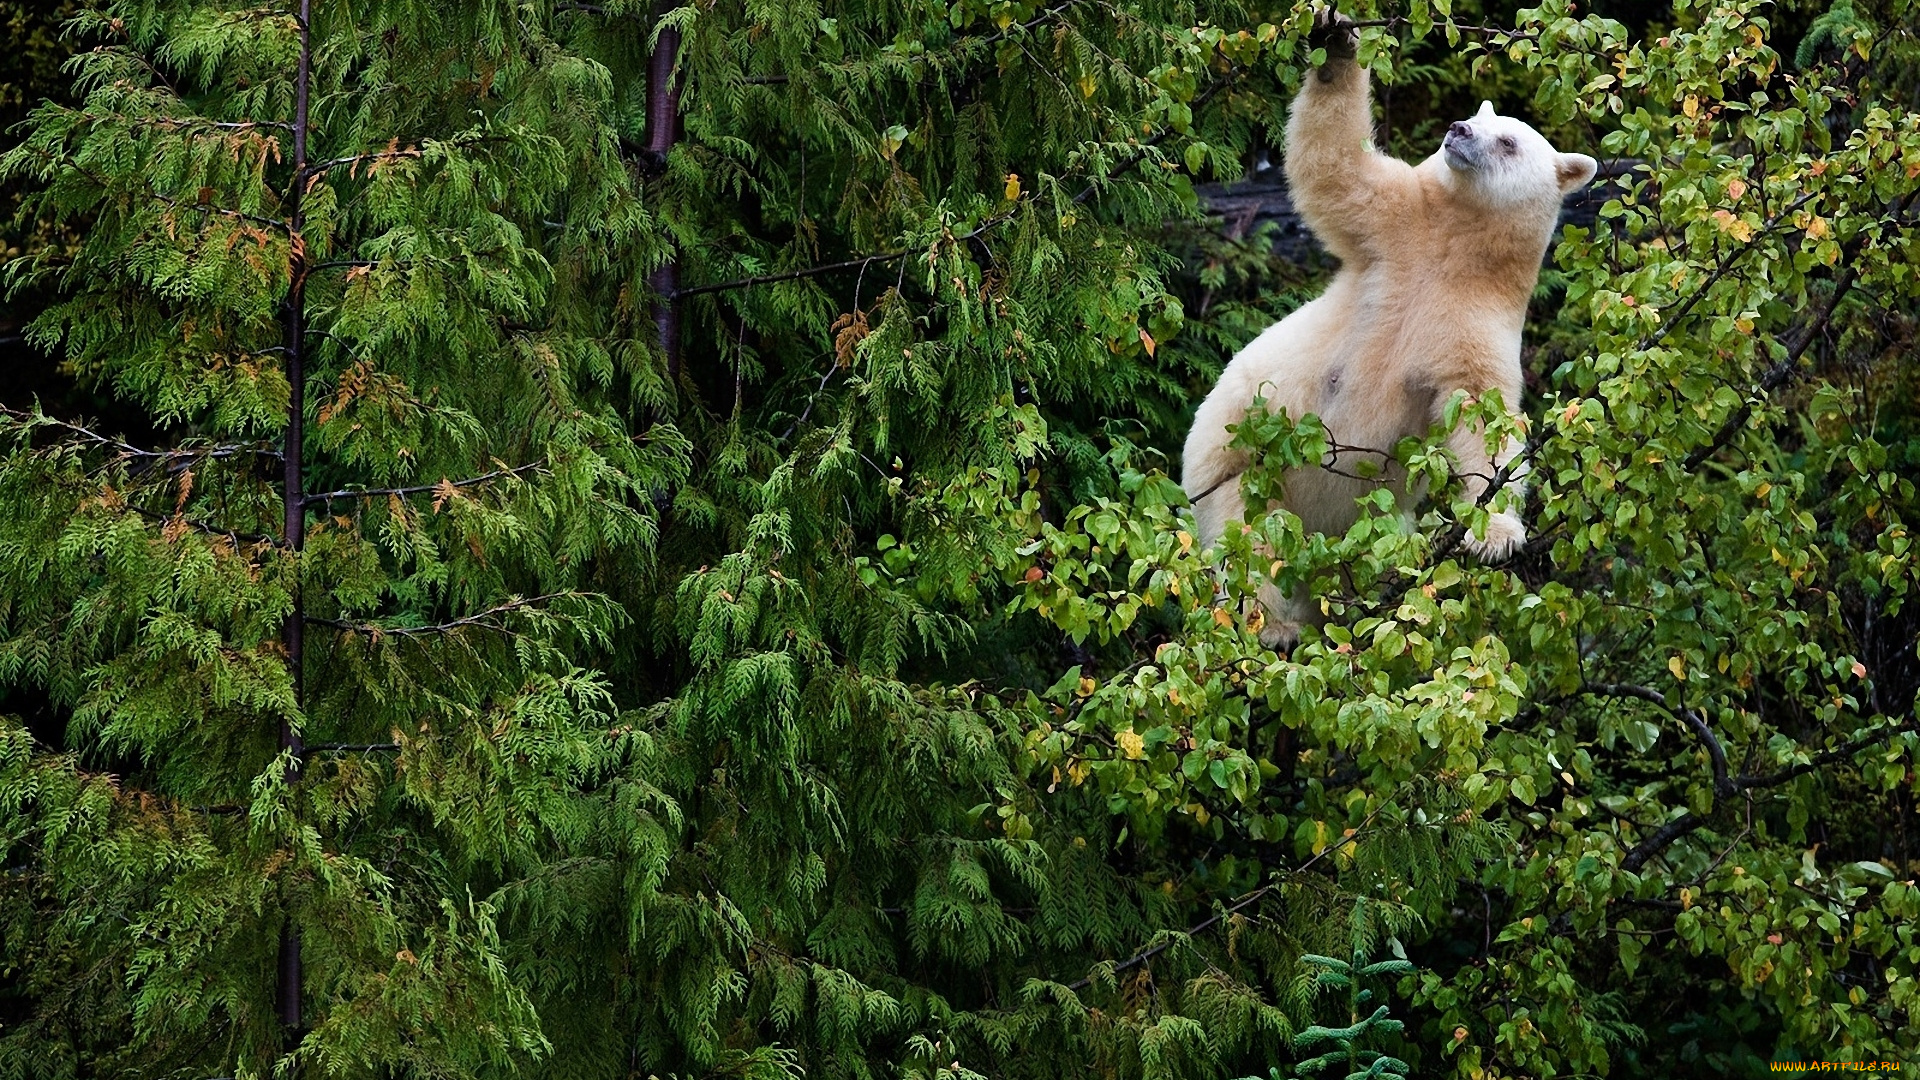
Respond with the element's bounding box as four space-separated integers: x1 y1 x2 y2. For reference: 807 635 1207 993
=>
1444 415 1528 561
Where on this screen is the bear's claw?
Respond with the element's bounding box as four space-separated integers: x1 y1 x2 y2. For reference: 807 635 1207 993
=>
1310 8 1358 63
1462 512 1526 562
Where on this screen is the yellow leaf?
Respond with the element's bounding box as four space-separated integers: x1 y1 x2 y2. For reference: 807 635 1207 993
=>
1138 328 1156 356
1711 209 1754 242
1851 660 1868 679
1077 73 1097 98
1682 95 1699 118
1669 655 1687 681
1727 177 1747 201
1116 730 1145 759
1177 529 1193 552
1213 607 1233 627
1004 172 1021 200
1805 215 1829 240
1076 676 1096 697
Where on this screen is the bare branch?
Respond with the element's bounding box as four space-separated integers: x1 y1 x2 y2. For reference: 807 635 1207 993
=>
1 406 283 462
1613 710 1919 873
302 460 545 505
307 593 580 639
121 503 284 549
1060 773 1423 992
673 251 908 300
1621 812 1707 873
307 743 400 753
1586 682 1731 797
673 211 1014 300
302 148 420 177
1736 717 1920 793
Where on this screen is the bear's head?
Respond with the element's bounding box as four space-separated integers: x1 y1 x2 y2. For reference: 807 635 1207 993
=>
1439 100 1597 211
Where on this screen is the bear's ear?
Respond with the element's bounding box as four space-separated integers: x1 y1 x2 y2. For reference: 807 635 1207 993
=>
1477 100 1497 119
1556 152 1598 192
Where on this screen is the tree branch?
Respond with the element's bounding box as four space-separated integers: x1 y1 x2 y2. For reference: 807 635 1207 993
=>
1621 811 1708 873
121 503 284 548
302 460 545 505
307 593 579 639
307 743 400 752
1065 882 1276 991
1640 192 1817 354
1061 788 1411 992
1735 717 1920 793
1428 444 1534 564
1613 709 1919 873
1 406 282 462
673 211 1015 300
1070 71 1235 206
1586 682 1731 797
1684 188 1920 470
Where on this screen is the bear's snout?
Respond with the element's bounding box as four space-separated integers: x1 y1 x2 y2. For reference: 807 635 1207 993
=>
1448 121 1474 140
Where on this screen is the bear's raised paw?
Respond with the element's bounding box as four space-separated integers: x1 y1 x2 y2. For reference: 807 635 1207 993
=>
1310 8 1358 65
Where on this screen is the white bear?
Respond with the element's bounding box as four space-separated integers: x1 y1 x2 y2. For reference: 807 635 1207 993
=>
1181 13 1596 647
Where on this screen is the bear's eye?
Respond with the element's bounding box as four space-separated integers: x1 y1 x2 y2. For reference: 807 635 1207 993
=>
1497 135 1518 153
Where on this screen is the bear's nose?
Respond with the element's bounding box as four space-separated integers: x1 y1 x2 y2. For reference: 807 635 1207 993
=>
1448 121 1473 139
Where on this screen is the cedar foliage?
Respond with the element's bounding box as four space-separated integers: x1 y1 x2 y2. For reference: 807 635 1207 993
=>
0 0 1916 1078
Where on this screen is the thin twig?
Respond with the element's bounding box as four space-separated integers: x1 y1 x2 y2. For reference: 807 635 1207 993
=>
307 743 400 753
302 460 545 505
1061 758 1433 993
121 503 284 548
1071 71 1234 205
1 406 283 462
307 592 579 639
673 211 1015 299
1684 188 1920 470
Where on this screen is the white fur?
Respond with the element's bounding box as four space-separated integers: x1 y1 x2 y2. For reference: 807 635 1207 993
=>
1182 61 1596 647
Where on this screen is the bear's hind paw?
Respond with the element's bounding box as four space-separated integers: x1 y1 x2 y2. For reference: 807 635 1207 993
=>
1258 619 1302 652
1461 512 1526 563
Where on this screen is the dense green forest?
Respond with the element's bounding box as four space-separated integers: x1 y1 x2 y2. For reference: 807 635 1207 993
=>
0 0 1915 1076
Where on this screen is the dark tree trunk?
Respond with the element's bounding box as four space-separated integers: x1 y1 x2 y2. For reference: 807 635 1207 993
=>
277 0 313 1039
644 19 682 382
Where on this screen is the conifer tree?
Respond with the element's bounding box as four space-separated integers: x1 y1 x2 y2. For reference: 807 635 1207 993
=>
1 0 683 1072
